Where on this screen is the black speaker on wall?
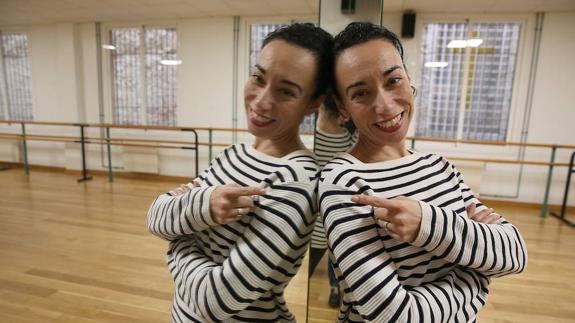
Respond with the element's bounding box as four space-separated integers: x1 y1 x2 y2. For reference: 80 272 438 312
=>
341 0 356 14
402 11 416 38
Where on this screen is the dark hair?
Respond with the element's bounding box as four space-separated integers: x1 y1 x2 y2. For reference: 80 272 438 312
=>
323 92 357 134
262 23 334 99
332 22 406 98
322 93 339 119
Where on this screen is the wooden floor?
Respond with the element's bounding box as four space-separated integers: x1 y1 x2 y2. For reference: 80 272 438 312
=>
0 168 308 322
0 167 574 323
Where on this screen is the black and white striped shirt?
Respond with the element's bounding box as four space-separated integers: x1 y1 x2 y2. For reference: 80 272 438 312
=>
311 129 356 249
319 151 527 322
147 144 319 322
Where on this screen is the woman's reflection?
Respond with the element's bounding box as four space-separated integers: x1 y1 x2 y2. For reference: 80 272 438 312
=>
309 94 356 307
146 23 333 322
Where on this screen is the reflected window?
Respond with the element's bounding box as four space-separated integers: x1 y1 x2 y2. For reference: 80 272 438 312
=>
109 26 178 126
0 31 34 121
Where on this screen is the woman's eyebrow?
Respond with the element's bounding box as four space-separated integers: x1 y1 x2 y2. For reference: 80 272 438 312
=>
383 65 402 76
345 81 366 96
255 64 302 95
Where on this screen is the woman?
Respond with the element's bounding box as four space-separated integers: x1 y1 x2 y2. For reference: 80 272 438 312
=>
319 22 527 322
147 23 333 322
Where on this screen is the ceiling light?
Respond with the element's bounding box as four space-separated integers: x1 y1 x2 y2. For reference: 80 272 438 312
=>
467 39 483 47
425 61 449 68
102 44 116 50
160 59 182 66
447 40 467 48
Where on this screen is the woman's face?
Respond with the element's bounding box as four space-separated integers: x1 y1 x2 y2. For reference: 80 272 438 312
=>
335 39 414 148
244 40 319 140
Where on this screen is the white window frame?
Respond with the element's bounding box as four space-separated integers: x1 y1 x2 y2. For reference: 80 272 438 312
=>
101 21 180 126
0 39 8 120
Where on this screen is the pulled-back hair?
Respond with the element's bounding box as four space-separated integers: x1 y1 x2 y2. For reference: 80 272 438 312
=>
332 22 406 98
262 23 334 99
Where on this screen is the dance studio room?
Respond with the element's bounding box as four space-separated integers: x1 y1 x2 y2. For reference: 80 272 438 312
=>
0 0 573 322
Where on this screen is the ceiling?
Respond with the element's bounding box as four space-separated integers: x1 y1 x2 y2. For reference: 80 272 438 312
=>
0 0 574 25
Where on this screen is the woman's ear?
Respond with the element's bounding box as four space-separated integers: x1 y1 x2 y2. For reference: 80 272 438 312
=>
335 96 350 120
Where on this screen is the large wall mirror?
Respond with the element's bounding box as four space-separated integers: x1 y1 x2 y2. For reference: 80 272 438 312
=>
307 1 384 321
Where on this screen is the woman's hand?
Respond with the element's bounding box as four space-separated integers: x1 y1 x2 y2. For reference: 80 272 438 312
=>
351 195 422 243
168 180 200 196
210 184 266 225
466 203 501 224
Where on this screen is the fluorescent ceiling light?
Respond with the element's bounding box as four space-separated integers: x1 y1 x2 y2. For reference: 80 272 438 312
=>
467 38 483 47
102 44 116 50
160 59 182 66
424 61 449 68
447 40 467 48
447 39 484 48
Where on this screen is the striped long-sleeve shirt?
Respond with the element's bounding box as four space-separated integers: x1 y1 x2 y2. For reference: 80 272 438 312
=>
147 144 319 322
319 151 527 322
311 128 356 249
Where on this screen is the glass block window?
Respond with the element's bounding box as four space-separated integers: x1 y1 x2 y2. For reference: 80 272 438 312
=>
110 28 141 125
109 26 178 126
416 23 467 139
463 22 520 141
416 22 521 141
144 27 178 126
300 112 315 134
249 23 286 69
0 31 34 121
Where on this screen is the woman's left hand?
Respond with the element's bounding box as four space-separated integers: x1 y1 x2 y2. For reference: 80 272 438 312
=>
351 195 422 243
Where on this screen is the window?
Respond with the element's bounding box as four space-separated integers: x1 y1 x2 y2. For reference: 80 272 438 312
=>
109 26 178 126
249 23 315 134
416 22 521 141
249 23 286 69
0 31 34 121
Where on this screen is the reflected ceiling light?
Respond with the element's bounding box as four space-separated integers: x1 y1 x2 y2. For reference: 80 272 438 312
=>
424 61 449 68
160 59 182 66
102 44 116 50
447 40 468 48
467 38 483 47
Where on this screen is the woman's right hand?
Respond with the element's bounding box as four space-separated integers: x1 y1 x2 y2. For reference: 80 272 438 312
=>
466 203 501 224
210 184 266 224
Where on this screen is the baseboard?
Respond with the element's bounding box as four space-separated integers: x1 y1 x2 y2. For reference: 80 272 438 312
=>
3 161 191 183
481 198 575 212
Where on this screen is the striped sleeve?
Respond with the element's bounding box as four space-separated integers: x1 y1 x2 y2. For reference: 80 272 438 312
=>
168 181 315 321
146 186 219 240
412 168 528 277
321 183 486 322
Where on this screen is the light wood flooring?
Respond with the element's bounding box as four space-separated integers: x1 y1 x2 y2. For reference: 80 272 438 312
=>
0 168 308 322
0 167 574 322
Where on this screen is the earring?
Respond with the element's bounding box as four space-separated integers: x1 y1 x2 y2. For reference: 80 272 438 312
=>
337 115 349 126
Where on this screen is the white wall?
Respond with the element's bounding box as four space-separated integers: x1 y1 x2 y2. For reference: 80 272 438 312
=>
0 9 573 207
167 17 235 176
517 11 575 206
